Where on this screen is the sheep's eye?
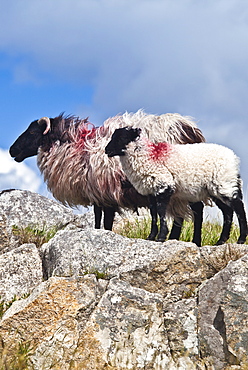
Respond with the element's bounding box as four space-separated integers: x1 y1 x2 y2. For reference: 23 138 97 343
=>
30 131 35 134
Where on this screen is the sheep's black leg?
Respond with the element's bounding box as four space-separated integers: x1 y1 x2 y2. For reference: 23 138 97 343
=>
168 202 203 246
156 190 173 242
191 202 203 247
94 204 116 231
94 204 102 229
231 197 248 244
168 218 183 240
213 198 233 245
147 195 158 240
103 207 116 230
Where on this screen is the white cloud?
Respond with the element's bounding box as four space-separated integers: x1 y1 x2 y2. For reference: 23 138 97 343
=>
0 149 41 192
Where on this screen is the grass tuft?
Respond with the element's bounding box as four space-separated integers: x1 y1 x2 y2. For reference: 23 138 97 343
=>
0 338 33 370
0 296 17 320
0 294 30 320
12 225 59 248
116 216 248 246
114 216 151 240
83 269 109 280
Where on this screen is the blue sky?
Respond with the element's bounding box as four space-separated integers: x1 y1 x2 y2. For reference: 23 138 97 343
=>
1 0 248 215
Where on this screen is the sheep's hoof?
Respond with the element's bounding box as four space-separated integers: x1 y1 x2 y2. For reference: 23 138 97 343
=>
146 235 156 241
215 239 226 246
156 238 166 243
192 238 202 248
237 237 246 244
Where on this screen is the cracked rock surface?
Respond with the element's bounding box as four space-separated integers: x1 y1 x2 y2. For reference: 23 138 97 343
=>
0 189 248 369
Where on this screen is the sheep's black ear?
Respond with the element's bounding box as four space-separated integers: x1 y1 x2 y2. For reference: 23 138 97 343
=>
133 128 141 139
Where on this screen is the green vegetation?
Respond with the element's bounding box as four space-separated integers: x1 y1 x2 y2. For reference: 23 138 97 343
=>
0 294 34 369
0 296 17 320
83 269 109 280
116 216 248 246
0 294 30 320
0 339 33 370
12 225 59 248
179 220 247 246
115 216 152 240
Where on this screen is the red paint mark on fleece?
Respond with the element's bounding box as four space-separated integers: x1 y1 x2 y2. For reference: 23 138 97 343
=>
75 123 97 150
149 142 172 161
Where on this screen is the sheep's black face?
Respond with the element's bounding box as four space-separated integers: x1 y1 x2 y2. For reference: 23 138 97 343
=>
105 127 141 157
9 120 46 162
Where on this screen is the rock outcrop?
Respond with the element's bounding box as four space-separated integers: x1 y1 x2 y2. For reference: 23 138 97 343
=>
0 189 248 369
0 189 94 253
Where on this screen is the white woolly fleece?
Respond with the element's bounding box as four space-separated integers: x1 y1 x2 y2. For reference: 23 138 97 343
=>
120 138 241 206
104 110 203 144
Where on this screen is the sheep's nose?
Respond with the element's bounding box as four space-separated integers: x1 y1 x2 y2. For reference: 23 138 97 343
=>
9 145 17 157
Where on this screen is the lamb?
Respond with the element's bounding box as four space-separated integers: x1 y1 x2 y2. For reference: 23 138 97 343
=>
105 127 248 245
9 110 205 233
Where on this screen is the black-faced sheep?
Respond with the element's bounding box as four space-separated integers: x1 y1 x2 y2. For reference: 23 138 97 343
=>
9 110 205 232
105 127 247 245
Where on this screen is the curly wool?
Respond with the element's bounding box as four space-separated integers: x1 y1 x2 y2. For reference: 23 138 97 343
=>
38 110 205 210
120 137 241 219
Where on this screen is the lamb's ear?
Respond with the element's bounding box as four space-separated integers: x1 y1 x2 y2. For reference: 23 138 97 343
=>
134 128 142 139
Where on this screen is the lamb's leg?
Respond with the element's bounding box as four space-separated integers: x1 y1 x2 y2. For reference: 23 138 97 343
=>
156 190 173 242
168 202 203 246
231 197 247 244
213 198 233 245
94 204 102 229
147 195 158 240
103 207 116 230
168 218 183 240
191 202 203 247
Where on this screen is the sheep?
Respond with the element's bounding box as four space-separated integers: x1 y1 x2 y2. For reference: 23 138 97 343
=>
9 110 205 233
105 127 248 246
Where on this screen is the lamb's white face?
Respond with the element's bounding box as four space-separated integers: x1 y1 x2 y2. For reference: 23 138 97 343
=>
105 127 141 157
